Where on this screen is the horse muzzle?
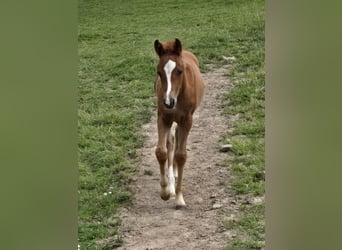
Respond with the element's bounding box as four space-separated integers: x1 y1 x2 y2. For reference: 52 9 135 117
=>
164 97 176 109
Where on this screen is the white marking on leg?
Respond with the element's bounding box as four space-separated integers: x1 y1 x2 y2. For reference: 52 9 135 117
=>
174 166 178 178
176 192 186 207
163 59 176 105
168 165 176 196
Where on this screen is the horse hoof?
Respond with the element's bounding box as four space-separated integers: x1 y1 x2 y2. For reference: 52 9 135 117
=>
160 192 171 201
175 205 187 210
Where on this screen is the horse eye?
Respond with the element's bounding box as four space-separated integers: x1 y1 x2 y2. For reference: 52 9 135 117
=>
177 69 183 75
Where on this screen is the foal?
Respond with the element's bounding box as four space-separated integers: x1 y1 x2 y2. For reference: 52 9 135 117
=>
154 38 205 209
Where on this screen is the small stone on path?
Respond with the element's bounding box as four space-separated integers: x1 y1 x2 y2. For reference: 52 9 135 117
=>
220 144 233 152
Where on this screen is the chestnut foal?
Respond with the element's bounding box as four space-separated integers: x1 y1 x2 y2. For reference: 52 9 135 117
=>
154 39 205 209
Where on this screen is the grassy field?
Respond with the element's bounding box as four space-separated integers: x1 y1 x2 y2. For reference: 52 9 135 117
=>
78 0 264 249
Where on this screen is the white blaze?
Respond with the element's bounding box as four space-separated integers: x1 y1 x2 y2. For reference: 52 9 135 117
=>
163 59 176 105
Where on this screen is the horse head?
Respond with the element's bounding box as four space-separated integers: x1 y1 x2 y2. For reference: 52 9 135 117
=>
154 38 184 109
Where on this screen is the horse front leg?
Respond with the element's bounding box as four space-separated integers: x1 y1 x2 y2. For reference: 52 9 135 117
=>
174 117 192 209
155 116 172 201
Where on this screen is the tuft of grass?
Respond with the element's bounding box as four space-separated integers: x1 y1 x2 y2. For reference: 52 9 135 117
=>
224 204 265 250
144 169 153 176
78 0 264 248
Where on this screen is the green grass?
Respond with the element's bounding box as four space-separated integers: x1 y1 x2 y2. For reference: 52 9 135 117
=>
78 0 264 249
220 0 265 247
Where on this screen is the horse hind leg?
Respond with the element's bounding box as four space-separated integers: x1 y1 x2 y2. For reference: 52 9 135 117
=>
173 126 178 179
167 130 176 198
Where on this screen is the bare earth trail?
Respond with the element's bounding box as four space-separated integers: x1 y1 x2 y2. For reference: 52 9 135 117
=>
117 65 238 250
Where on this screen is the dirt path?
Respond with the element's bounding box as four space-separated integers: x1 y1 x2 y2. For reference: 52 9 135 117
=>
117 65 238 250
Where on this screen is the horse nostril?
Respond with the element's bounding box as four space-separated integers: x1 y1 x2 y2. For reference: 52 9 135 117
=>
164 98 175 109
170 98 175 108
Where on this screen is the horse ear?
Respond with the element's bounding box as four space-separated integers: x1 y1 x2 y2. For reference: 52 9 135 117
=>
154 40 164 57
174 38 182 55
